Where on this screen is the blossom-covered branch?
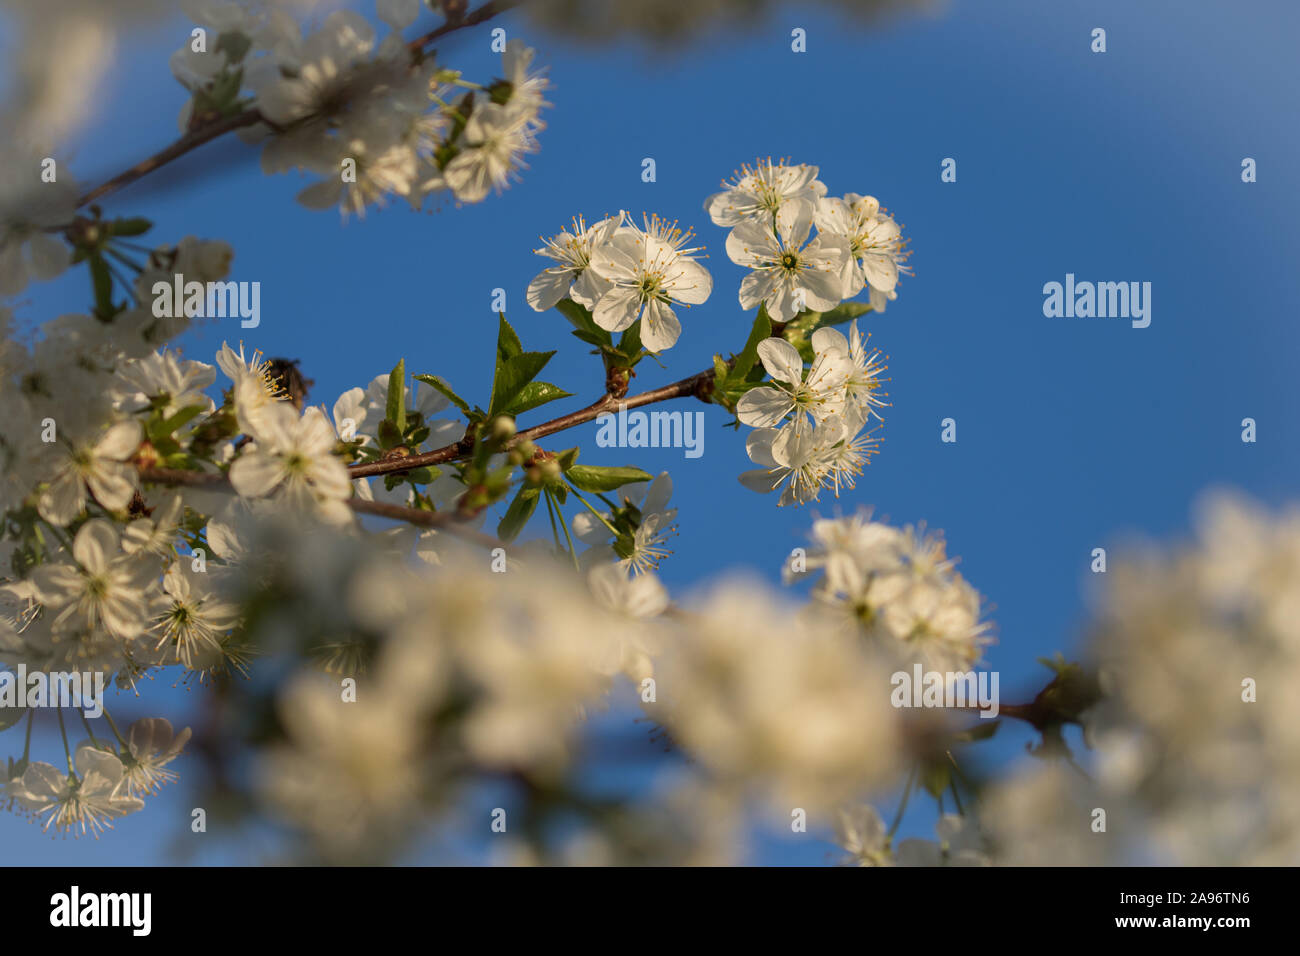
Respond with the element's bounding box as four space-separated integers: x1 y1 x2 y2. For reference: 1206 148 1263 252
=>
78 0 534 214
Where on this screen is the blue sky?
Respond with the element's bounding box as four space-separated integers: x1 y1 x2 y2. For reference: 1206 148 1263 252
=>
5 0 1299 864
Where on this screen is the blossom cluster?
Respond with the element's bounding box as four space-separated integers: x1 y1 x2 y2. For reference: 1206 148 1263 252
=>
707 159 909 320
527 212 713 353
171 2 550 217
4 0 1290 869
523 160 903 506
792 512 992 673
143 509 981 861
713 161 908 507
977 494 1300 866
4 719 190 838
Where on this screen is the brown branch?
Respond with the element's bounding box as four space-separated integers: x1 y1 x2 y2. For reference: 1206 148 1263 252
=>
347 365 719 481
136 467 504 549
77 110 265 208
408 0 526 52
347 438 476 479
349 498 503 550
76 0 524 210
139 466 228 487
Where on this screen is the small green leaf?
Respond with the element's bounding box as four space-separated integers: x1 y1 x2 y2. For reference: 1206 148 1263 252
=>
496 313 523 362
152 404 206 439
554 447 580 471
489 313 556 416
89 254 114 318
570 329 611 349
386 359 406 435
612 532 636 560
727 306 772 384
108 217 153 238
920 760 951 800
498 487 539 541
490 350 555 417
214 30 253 64
565 464 652 493
377 419 403 450
555 298 611 345
617 320 643 359
788 332 816 365
499 381 572 418
953 720 1001 744
413 374 471 417
405 466 441 484
817 302 873 326
791 302 872 333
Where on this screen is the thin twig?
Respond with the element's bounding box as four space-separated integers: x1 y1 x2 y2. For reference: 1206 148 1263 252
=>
137 467 504 549
348 498 503 550
347 366 717 480
76 0 523 210
77 110 265 208
408 0 526 52
138 467 228 487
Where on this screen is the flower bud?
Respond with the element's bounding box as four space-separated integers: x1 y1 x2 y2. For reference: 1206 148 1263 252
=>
492 416 517 441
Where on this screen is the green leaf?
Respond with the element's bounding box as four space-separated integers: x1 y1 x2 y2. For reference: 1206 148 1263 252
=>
791 301 872 333
565 464 652 493
152 404 207 439
570 329 611 349
817 302 873 326
498 487 539 541
555 298 611 345
488 314 556 416
496 313 523 362
920 760 952 800
490 350 555 417
554 447 580 471
499 381 572 418
377 419 403 450
788 331 816 365
89 254 114 318
215 30 253 64
405 466 441 484
727 306 772 384
953 720 1001 744
386 359 406 436
612 532 636 560
413 374 471 418
108 217 152 237
617 320 643 359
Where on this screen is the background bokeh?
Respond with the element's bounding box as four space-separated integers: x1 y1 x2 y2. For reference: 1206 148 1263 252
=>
4 0 1298 864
